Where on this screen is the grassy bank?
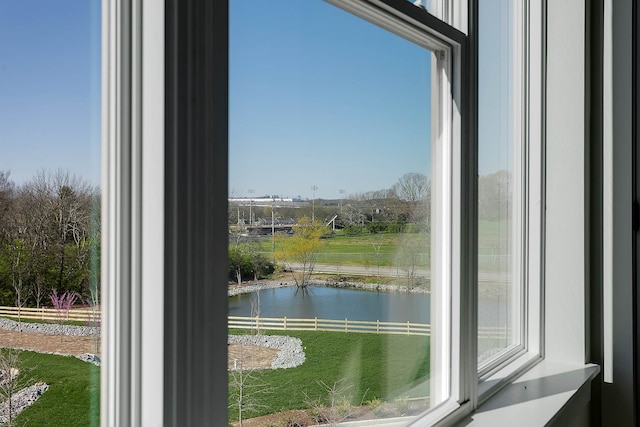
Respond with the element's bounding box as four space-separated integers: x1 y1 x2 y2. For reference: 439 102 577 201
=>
228 329 430 424
252 231 431 268
246 222 509 271
4 350 100 426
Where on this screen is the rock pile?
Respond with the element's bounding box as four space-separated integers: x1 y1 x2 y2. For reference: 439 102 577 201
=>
0 317 99 337
228 334 305 370
0 382 48 424
76 353 101 366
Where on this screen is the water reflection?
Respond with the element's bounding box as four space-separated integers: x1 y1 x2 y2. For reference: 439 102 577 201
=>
230 284 509 330
229 286 431 324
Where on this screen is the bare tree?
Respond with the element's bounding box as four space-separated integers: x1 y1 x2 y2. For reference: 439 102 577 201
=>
0 349 20 427
397 234 427 290
304 378 369 426
228 347 271 427
341 202 367 230
0 169 99 311
392 173 430 204
84 296 101 354
392 172 431 225
0 348 36 427
30 170 97 295
371 237 384 283
478 169 512 221
19 184 50 309
0 171 15 247
5 197 31 328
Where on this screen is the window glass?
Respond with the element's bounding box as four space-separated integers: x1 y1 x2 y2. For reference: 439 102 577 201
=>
410 0 440 17
229 1 454 424
477 0 521 366
0 1 101 425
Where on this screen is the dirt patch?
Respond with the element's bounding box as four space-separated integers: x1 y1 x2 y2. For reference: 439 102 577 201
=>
228 344 279 370
0 328 283 371
0 328 100 356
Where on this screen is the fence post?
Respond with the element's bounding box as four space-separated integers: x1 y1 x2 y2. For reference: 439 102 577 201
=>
407 321 410 335
284 316 287 330
314 317 317 330
345 318 348 332
376 320 379 334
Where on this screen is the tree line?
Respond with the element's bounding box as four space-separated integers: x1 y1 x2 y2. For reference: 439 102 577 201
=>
0 170 100 308
229 170 512 234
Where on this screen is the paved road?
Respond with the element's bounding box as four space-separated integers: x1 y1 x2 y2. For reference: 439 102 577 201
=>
287 262 429 278
287 262 509 283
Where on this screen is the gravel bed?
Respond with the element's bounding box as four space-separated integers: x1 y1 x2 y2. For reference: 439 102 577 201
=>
0 382 49 424
228 281 295 296
228 334 305 370
0 318 99 337
327 281 430 294
228 280 429 296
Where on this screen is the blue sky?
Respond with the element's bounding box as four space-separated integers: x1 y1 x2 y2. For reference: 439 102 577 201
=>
0 0 101 187
0 0 507 199
229 1 432 200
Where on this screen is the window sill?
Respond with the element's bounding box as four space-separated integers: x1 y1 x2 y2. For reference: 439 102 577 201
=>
332 361 598 427
464 360 600 426
478 350 543 400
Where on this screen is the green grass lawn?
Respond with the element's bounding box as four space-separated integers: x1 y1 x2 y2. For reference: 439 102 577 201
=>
253 231 431 268
228 329 430 423
3 349 100 427
1 329 426 426
0 329 492 425
239 220 510 275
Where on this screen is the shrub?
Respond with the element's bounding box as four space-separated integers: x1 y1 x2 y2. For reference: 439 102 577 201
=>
228 248 275 283
394 395 411 415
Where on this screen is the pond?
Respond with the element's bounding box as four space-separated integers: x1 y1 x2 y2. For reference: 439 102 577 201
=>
229 284 512 328
228 285 431 324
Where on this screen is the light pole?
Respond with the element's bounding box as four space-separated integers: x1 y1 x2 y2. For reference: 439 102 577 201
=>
339 189 345 214
271 205 276 255
311 185 318 222
248 189 254 227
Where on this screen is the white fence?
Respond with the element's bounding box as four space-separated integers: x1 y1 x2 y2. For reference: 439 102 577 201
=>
0 306 100 323
229 316 509 339
0 307 508 340
229 315 431 335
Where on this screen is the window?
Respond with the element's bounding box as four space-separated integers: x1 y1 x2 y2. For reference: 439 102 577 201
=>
229 0 464 424
477 0 521 367
0 2 101 425
475 0 544 402
102 0 565 425
477 0 542 376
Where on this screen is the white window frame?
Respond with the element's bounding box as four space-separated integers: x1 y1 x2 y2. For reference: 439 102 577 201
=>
324 0 467 422
99 0 564 426
475 0 544 398
101 0 166 425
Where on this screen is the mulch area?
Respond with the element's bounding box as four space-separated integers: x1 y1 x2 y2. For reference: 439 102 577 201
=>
0 328 100 356
0 327 282 373
228 344 278 370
